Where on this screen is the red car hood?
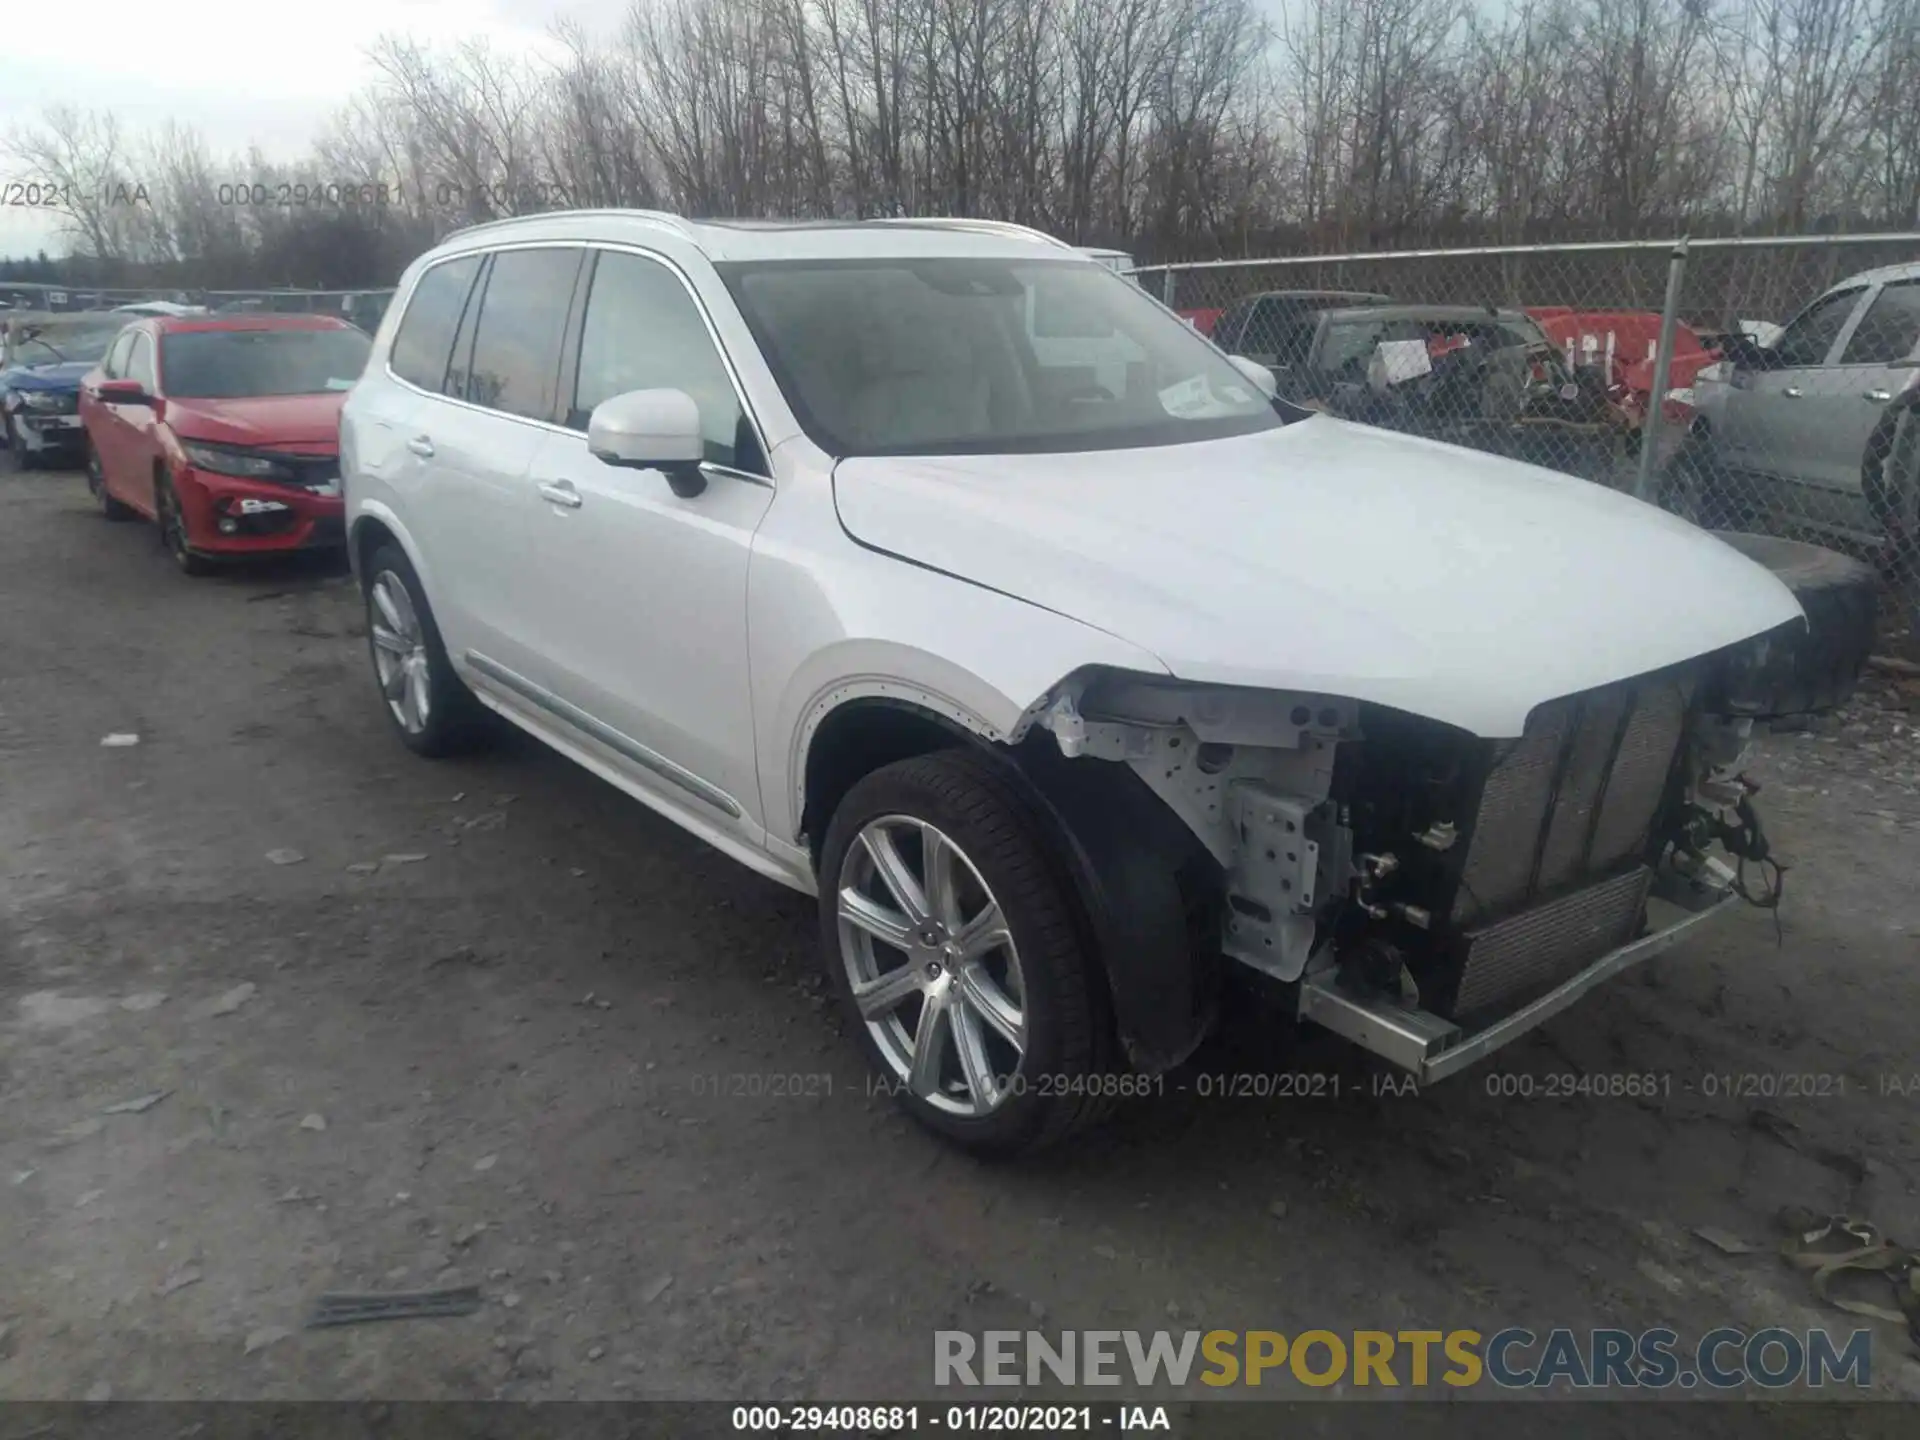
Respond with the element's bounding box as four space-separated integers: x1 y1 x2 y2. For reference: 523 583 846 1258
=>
165 393 345 449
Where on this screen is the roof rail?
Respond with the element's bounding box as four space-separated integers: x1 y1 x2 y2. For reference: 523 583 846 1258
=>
864 217 1074 251
440 208 697 246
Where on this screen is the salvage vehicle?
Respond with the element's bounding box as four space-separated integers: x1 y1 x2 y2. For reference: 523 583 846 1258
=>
341 211 1869 1154
1685 263 1920 583
1 314 125 469
1276 303 1632 483
1210 289 1393 372
78 314 369 573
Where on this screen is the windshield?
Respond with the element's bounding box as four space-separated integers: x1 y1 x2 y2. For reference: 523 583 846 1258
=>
718 257 1283 456
160 327 372 398
1316 314 1550 375
9 327 121 368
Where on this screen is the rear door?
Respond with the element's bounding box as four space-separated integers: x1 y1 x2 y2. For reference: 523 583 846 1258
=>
95 331 162 514
1793 278 1920 492
82 328 137 488
426 245 585 680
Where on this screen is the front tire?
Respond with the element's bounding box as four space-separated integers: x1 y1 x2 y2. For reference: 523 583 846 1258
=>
155 474 214 575
3 413 37 471
362 542 487 757
818 749 1112 1155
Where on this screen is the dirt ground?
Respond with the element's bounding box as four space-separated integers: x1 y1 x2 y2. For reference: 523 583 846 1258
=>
4 467 1920 1424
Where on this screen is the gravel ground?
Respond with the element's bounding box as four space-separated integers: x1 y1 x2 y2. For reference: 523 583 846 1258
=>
3 468 1920 1426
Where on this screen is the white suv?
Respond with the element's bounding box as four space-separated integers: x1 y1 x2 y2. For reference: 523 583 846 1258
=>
342 210 1809 1154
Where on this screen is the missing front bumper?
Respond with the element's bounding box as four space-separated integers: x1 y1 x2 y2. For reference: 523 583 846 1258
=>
1297 862 1740 1084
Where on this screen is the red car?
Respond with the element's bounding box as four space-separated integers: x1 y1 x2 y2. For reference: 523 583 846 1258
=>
79 314 371 575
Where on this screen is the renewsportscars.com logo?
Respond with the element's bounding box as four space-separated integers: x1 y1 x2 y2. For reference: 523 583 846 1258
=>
934 1327 1874 1391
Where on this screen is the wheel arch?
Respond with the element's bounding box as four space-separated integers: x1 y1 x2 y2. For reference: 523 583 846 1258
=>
803 693 1221 1076
348 502 433 595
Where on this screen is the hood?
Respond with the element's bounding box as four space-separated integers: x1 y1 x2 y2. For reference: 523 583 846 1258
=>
166 392 345 449
831 417 1804 737
3 361 93 391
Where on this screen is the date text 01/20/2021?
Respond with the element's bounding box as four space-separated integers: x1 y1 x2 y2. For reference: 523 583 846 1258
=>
731 1406 1172 1432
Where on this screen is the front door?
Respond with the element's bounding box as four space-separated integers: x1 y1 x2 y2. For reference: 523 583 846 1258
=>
518 247 774 829
1716 285 1865 479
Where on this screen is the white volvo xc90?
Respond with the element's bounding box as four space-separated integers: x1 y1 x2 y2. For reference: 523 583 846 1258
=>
342 211 1814 1154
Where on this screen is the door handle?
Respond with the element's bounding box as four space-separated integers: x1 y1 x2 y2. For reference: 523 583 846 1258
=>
1782 386 1804 398
536 479 583 509
406 435 434 458
1865 388 1893 403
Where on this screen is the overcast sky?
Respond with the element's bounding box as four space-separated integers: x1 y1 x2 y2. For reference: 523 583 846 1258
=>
0 0 630 258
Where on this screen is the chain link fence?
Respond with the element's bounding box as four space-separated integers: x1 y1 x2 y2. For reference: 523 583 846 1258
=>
1144 235 1920 618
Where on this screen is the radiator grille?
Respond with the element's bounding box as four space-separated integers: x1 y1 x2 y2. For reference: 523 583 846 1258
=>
1453 673 1690 924
1453 865 1653 1016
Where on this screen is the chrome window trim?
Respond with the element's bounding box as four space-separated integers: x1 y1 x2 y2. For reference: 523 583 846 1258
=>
382 237 774 481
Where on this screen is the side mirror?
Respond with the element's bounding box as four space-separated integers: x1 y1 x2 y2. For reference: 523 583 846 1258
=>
1227 353 1279 399
97 379 155 407
587 387 706 498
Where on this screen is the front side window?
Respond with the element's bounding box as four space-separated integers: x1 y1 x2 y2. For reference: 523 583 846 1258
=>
571 251 757 471
389 255 482 393
1840 281 1920 367
1774 288 1863 368
464 247 581 421
104 330 136 378
160 327 372 399
719 257 1283 457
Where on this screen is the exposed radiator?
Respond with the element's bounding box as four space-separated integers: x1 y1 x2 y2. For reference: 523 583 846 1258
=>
1452 865 1653 1016
1452 673 1691 925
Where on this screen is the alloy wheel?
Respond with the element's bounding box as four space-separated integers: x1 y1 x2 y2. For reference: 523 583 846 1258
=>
835 815 1027 1117
368 570 433 735
86 445 105 500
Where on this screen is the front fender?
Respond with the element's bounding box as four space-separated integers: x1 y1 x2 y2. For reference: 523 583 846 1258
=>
1003 737 1219 1073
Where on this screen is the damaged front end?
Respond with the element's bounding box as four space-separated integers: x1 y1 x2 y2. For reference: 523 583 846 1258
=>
1028 650 1778 1083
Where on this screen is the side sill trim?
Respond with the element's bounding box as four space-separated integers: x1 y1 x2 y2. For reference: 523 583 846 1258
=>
464 650 743 820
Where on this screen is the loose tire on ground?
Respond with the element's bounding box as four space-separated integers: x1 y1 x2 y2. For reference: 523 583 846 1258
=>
818 748 1114 1156
1711 531 1878 716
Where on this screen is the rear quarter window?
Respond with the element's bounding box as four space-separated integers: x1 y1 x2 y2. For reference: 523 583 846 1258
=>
389 256 483 393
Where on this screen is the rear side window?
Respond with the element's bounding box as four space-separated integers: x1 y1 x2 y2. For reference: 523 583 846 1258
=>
464 247 582 421
389 255 482 393
1841 281 1920 366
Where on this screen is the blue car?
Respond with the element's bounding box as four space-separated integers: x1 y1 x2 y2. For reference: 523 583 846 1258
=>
1 317 125 470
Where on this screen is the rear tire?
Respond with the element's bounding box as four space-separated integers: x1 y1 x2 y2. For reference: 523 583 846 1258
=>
1864 406 1920 601
818 748 1114 1156
1711 532 1878 715
87 442 132 520
362 542 488 757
